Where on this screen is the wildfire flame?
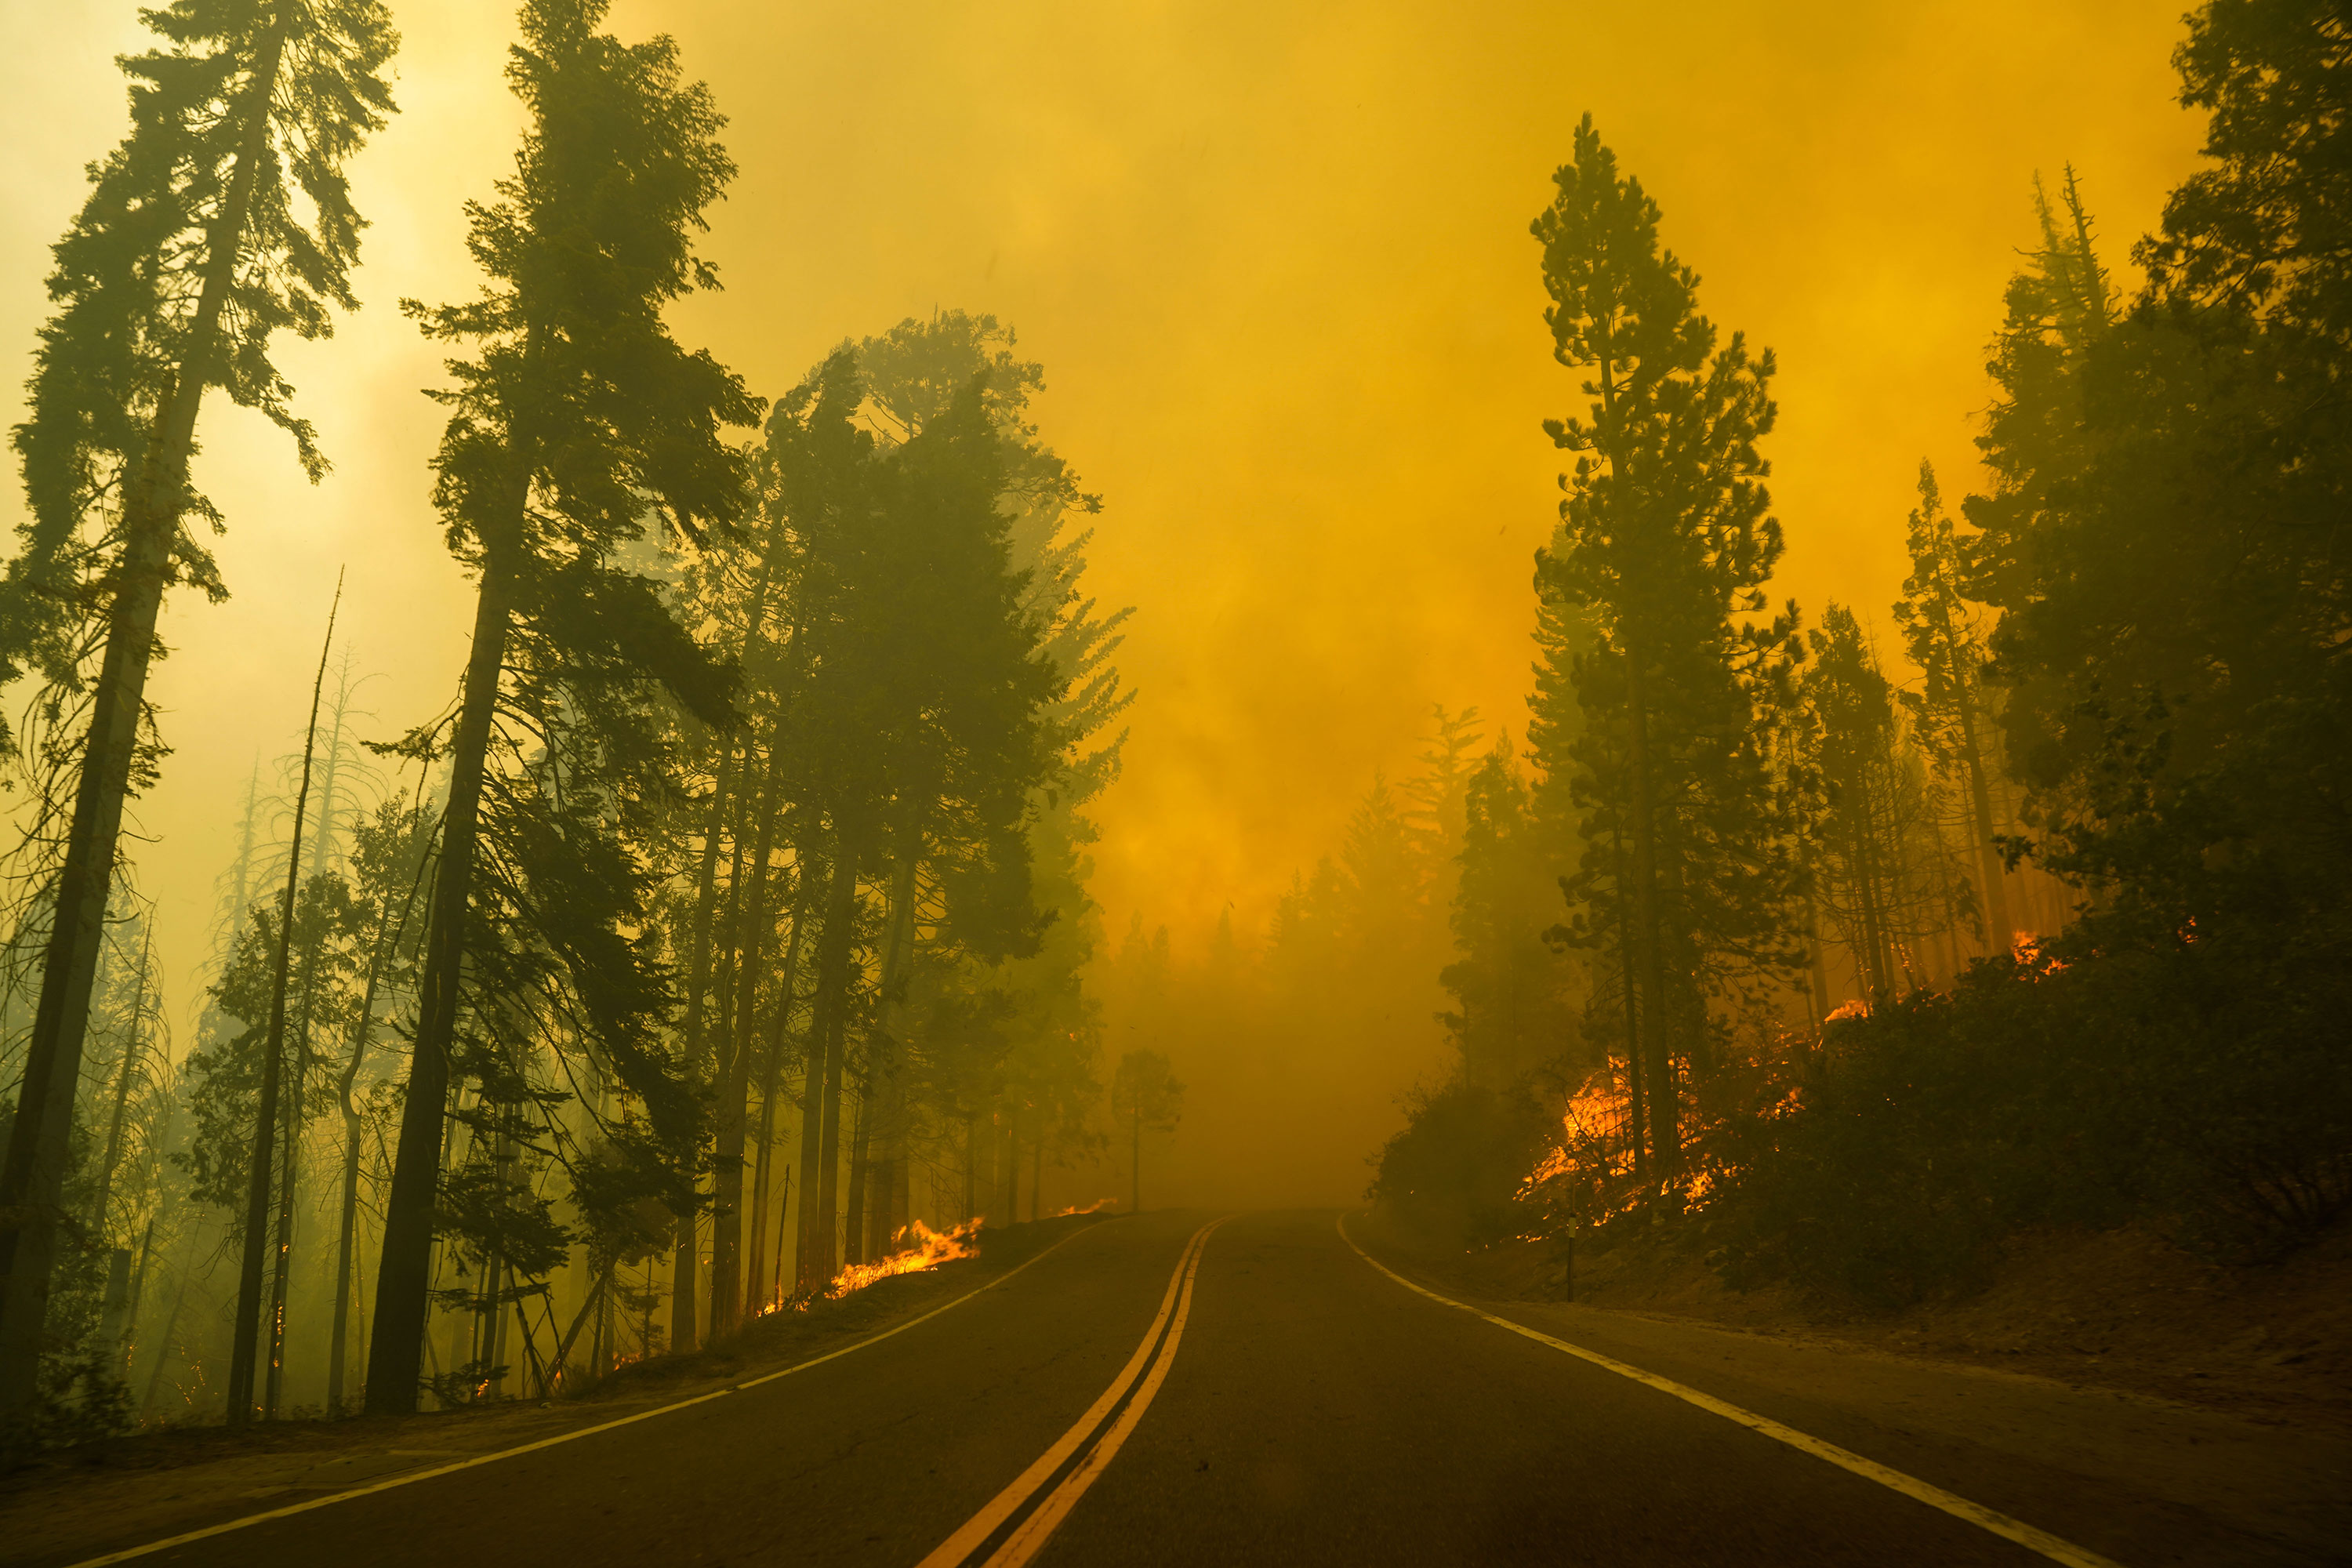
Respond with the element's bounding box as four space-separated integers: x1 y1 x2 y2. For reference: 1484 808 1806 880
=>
1053 1197 1114 1216
826 1218 982 1299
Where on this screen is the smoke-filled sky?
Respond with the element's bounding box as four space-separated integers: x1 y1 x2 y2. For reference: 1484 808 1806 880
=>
3 1 2201 1046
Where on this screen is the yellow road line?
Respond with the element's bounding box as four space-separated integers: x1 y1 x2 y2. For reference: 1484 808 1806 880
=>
61 1221 1106 1568
920 1215 1231 1568
1337 1214 2126 1568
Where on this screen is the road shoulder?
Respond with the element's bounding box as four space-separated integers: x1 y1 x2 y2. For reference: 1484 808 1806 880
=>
1348 1216 2352 1566
0 1214 1111 1567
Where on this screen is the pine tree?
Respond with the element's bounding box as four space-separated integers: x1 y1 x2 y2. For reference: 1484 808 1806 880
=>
0 0 397 1412
766 339 1058 1288
1893 463 2013 953
1440 737 1579 1089
1532 114 1803 1181
364 0 758 1416
1109 1051 1183 1213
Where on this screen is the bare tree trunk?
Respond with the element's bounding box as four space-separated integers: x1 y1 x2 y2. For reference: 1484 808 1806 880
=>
328 830 428 1417
0 24 291 1414
228 583 340 1425
265 917 332 1420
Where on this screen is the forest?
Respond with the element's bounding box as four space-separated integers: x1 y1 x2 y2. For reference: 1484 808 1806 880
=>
0 0 2343 1475
0 0 1171 1446
1354 5 2352 1309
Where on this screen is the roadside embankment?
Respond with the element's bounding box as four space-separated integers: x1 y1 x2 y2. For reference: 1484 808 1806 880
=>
1367 1211 2352 1435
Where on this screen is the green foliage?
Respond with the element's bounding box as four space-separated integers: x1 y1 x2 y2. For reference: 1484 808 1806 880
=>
178 874 366 1216
396 0 766 1173
1370 1079 1548 1249
1700 917 2351 1306
0 1346 132 1471
1110 1049 1184 1135
1530 113 1806 1180
2 0 398 706
1439 737 1581 1087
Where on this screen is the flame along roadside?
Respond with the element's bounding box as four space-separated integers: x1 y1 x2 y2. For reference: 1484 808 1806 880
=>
822 1218 985 1301
916 1215 1232 1568
57 1221 1109 1568
1335 1213 2129 1568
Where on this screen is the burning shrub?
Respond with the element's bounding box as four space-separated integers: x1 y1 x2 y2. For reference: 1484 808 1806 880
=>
1370 1077 1549 1248
1698 918 2352 1305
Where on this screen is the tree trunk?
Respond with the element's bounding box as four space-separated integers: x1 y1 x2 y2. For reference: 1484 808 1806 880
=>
0 24 290 1414
963 1112 979 1224
1131 1105 1141 1214
1621 652 1676 1180
802 850 860 1294
1003 1107 1021 1225
365 539 517 1415
265 919 331 1420
710 744 786 1340
670 1212 699 1357
1610 827 1647 1183
90 933 149 1247
229 584 339 1425
136 1262 192 1422
859 848 920 1265
844 1083 870 1268
1958 723 2013 954
328 834 425 1417
746 870 809 1319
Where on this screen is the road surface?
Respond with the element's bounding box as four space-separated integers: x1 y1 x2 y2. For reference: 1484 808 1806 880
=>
17 1210 2347 1567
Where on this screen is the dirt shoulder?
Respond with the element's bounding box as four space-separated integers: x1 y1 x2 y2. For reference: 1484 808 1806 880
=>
1373 1213 2352 1436
0 1214 1107 1564
1352 1214 2352 1566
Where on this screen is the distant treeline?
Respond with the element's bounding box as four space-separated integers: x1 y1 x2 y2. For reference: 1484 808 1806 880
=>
0 0 1145 1450
1374 0 2351 1303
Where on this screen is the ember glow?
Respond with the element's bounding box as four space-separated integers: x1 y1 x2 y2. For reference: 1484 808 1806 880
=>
825 1219 983 1301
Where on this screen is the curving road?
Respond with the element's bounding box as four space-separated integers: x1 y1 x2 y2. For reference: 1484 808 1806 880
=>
27 1210 2347 1568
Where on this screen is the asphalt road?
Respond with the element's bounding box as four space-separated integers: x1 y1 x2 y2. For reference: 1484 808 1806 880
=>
34 1210 2341 1568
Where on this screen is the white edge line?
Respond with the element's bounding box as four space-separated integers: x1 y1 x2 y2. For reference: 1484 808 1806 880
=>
1335 1213 2127 1568
62 1220 1110 1568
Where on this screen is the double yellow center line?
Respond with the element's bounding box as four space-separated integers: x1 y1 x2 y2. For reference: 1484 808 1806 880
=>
917 1216 1231 1568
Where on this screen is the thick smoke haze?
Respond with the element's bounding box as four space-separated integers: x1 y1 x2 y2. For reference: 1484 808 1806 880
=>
0 1 2198 1206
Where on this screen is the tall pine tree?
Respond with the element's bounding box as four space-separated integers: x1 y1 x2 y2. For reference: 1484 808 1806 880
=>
363 0 757 1415
1532 114 1802 1181
0 0 397 1412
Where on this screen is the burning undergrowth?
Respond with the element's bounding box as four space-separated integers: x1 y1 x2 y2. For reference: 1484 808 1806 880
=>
823 1219 984 1301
